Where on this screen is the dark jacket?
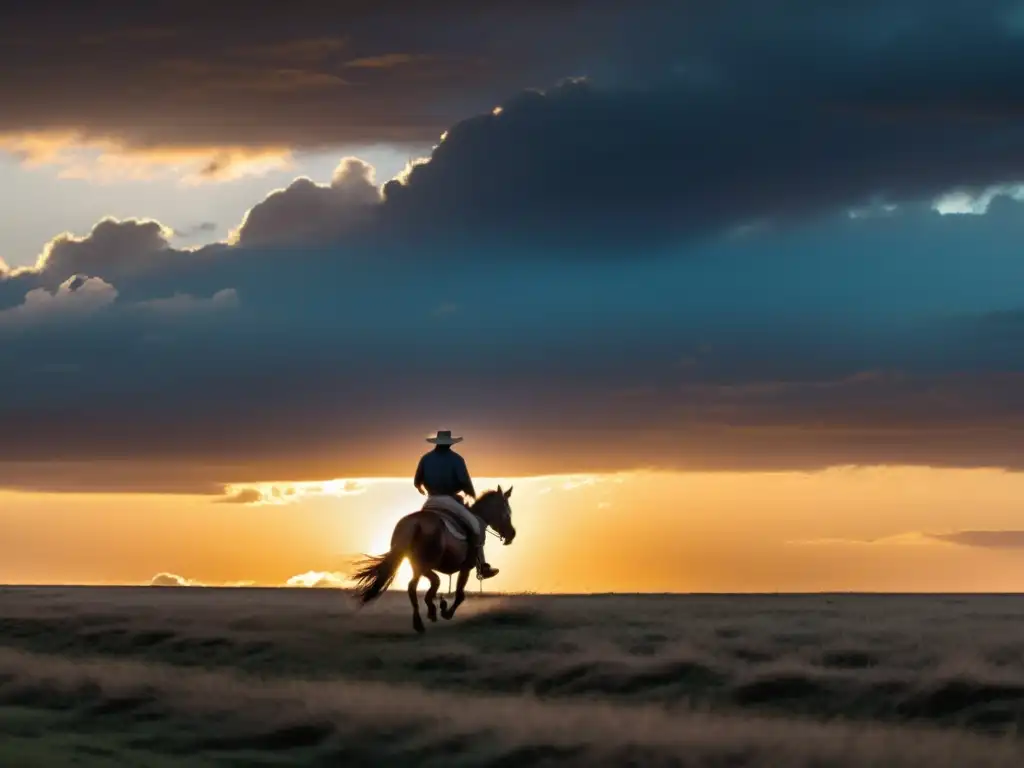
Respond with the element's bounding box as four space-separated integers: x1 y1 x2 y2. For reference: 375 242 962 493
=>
414 446 476 498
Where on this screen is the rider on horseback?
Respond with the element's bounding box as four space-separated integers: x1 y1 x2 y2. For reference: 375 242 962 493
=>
413 430 499 579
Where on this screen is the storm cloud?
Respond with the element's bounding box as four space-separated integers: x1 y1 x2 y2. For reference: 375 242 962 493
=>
3 1 1024 491
3 189 1024 491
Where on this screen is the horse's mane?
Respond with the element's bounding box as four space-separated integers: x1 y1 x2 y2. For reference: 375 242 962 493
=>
476 488 502 503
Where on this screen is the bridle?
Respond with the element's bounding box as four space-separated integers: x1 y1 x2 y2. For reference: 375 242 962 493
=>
476 493 512 543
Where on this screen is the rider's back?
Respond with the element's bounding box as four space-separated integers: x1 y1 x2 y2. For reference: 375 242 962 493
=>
415 447 474 498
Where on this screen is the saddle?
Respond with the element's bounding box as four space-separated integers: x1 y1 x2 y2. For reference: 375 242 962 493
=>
421 495 481 542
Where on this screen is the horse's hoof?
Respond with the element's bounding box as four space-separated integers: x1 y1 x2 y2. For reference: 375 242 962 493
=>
439 598 448 612
413 618 425 634
427 609 438 622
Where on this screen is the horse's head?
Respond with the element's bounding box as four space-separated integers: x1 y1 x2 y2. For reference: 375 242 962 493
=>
473 485 516 545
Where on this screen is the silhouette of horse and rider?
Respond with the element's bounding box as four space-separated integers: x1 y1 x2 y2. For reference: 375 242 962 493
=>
352 430 516 633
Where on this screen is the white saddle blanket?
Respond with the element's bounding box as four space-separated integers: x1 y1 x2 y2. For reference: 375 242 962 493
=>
422 495 481 540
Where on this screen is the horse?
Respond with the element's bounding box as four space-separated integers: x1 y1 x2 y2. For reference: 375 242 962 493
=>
350 486 516 633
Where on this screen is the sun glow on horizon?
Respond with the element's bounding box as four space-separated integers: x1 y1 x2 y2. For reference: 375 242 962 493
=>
5 467 1024 592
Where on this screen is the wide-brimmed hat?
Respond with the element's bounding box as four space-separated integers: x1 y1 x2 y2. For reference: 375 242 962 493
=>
426 430 463 445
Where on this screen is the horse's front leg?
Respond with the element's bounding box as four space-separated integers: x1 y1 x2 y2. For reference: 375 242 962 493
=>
424 570 441 622
441 568 470 620
408 568 425 634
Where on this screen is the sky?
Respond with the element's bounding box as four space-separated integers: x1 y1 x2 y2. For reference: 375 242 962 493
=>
3 0 1024 591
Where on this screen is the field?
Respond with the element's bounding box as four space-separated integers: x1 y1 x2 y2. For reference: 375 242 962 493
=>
2 589 1024 766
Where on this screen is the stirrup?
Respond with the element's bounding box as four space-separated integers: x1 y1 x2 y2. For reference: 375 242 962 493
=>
476 564 498 580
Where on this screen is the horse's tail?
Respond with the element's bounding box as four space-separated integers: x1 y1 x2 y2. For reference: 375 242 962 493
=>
351 517 418 605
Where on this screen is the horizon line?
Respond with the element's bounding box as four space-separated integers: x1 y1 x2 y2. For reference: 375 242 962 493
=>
3 585 1022 597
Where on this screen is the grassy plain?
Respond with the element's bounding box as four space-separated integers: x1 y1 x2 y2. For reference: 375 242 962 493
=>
2 587 1024 765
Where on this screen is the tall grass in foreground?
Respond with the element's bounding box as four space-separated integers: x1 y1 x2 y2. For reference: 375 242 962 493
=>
3 589 1024 764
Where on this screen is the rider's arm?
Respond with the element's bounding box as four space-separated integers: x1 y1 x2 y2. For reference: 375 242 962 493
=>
456 455 476 498
413 456 426 495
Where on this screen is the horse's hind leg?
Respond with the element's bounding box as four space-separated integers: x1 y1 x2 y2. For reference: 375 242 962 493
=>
424 571 441 622
408 568 425 634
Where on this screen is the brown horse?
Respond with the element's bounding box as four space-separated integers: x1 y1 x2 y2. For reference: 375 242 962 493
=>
351 486 516 633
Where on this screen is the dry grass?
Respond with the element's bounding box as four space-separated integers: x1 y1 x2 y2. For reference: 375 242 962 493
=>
2 588 1024 765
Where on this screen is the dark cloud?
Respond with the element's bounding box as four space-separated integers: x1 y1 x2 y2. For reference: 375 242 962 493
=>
2 283 1024 488
672 372 1024 430
2 0 676 148
6 3 1024 251
2 1 1022 159
0 462 226 495
3 172 1024 490
0 275 117 329
376 75 1024 247
172 222 218 239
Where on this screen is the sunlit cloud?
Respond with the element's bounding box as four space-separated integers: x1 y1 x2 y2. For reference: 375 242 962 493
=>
285 570 348 588
933 184 1024 215
788 530 1024 550
928 530 1024 549
847 200 899 219
786 532 941 547
343 53 436 69
0 131 294 184
148 574 258 587
217 479 368 505
560 475 598 491
216 473 620 506
226 156 381 247
149 572 200 587
532 473 615 495
390 155 431 186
